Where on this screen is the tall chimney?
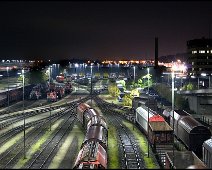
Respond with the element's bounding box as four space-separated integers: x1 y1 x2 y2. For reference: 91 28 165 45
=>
155 37 158 68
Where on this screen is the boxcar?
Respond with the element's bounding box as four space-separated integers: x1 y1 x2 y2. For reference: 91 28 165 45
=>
177 116 211 157
202 138 212 168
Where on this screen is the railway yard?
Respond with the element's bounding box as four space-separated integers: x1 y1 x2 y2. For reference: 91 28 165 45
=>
0 81 211 169
0 89 162 169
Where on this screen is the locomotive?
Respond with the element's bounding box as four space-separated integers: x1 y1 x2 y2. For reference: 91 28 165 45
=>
73 103 108 169
56 74 65 83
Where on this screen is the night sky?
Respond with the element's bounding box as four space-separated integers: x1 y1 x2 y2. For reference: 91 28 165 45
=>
0 1 212 61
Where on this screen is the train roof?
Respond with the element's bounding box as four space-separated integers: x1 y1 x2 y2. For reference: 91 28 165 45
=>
149 115 165 122
178 116 211 134
87 116 107 130
136 106 154 120
166 151 207 169
77 103 91 113
84 108 100 120
203 138 212 153
149 121 173 132
170 109 190 120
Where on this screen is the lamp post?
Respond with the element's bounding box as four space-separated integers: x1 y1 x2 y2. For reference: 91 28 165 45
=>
49 65 52 131
171 70 175 168
133 66 135 82
90 64 93 107
49 65 52 84
7 67 9 112
147 67 150 158
22 68 26 159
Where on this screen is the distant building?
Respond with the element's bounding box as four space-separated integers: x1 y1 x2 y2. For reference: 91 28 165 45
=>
187 37 212 76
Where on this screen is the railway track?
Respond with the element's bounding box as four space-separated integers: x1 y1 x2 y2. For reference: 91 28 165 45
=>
0 104 75 169
24 113 76 169
0 95 91 169
94 96 145 169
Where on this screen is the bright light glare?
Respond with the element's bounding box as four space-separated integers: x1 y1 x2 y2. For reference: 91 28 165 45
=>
201 73 207 77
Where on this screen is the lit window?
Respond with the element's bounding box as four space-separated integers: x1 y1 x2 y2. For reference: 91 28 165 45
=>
192 50 197 54
207 50 210 53
199 50 205 53
211 50 212 53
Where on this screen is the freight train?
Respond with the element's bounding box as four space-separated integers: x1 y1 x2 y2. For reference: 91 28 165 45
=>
73 103 108 169
133 96 211 158
133 94 211 168
0 84 34 108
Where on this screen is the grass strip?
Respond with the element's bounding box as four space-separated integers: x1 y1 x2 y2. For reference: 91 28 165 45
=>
108 125 120 169
13 119 63 169
48 124 84 169
0 127 33 155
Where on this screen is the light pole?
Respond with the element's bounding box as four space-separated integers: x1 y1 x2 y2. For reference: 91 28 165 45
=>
49 65 52 131
22 68 26 159
49 65 52 84
7 67 9 113
90 64 93 107
147 67 150 158
171 70 175 168
133 66 135 82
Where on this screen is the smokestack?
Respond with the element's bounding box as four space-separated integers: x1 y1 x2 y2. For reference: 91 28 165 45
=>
155 37 158 68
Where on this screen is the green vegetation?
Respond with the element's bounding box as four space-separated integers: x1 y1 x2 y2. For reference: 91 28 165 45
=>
130 73 153 89
108 83 120 97
182 82 197 90
122 121 159 169
123 93 133 107
108 125 120 169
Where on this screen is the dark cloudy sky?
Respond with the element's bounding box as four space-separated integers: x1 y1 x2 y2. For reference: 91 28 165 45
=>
0 1 212 61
